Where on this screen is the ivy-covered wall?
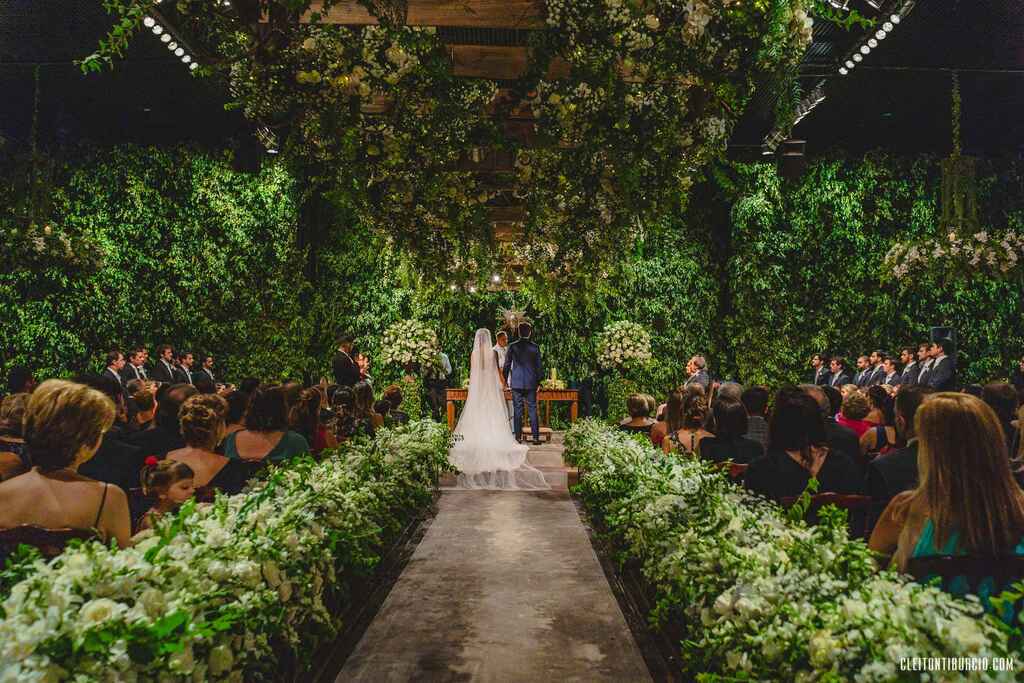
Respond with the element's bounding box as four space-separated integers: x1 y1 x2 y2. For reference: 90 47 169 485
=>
2 146 1022 393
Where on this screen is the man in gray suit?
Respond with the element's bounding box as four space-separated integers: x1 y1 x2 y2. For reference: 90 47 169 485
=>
683 355 710 390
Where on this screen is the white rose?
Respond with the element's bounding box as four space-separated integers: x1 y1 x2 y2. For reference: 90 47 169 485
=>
80 598 126 625
138 588 167 618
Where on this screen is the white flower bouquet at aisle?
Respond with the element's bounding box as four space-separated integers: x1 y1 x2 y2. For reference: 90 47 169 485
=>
0 421 452 682
378 319 442 374
596 320 652 373
563 420 1020 681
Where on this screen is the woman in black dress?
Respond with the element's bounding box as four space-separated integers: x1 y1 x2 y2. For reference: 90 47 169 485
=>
700 398 765 465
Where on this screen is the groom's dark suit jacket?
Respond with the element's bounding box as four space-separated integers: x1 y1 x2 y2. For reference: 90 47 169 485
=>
503 340 542 390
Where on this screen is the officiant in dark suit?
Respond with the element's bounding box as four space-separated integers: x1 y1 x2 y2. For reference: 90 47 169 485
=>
332 334 360 388
504 323 542 445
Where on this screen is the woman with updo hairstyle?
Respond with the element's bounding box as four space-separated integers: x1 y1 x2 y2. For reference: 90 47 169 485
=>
330 385 375 442
290 387 337 456
128 387 158 434
0 393 30 480
663 390 713 456
837 390 873 438
224 390 250 436
164 394 257 495
0 380 131 548
223 385 310 464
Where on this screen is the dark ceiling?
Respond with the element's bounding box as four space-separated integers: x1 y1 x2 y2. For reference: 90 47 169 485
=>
1 0 1022 158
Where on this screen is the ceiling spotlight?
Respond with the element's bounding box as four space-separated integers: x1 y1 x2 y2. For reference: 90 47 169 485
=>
152 25 163 35
168 42 178 50
266 147 279 155
875 29 887 40
890 14 901 24
174 47 184 56
860 45 870 55
867 38 878 48
181 55 191 64
160 33 171 43
853 53 863 62
469 285 477 293
143 16 155 28
491 274 501 283
845 59 855 69
839 66 848 75
189 62 199 71
882 21 894 31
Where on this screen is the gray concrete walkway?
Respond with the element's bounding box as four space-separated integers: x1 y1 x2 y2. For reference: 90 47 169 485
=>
336 490 651 682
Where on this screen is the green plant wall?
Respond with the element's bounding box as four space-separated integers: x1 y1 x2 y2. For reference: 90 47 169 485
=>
2 146 1022 397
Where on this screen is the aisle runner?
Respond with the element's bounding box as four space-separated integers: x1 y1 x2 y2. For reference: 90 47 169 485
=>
336 489 651 681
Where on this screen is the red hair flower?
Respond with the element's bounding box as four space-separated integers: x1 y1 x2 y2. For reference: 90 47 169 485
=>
144 456 159 468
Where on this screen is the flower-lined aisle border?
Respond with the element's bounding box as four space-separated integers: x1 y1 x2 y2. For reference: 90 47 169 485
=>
86 0 820 283
563 420 1021 681
0 421 453 681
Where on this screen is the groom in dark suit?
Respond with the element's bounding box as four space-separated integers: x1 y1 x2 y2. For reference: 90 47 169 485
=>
504 323 542 445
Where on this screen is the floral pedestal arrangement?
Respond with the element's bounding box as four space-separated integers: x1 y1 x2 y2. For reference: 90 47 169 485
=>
595 321 652 423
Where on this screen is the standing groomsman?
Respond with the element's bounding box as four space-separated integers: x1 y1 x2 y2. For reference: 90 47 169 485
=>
925 339 957 391
199 354 217 383
829 357 853 387
810 353 831 386
916 343 935 386
121 347 148 383
151 344 177 384
898 346 920 386
865 350 887 387
854 355 871 387
175 350 195 385
104 351 126 389
882 357 901 386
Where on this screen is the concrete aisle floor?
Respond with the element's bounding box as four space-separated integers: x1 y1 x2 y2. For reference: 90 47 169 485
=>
336 490 652 682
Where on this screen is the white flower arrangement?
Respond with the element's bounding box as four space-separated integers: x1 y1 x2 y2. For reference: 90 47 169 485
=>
0 421 452 681
596 320 653 372
563 420 1021 681
885 229 1024 281
378 319 442 373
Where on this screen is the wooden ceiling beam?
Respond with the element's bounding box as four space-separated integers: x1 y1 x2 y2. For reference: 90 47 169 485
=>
304 1 545 29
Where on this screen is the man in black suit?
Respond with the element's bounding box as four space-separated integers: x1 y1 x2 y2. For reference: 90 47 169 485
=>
853 355 870 387
865 350 887 387
683 355 710 390
504 323 543 444
151 344 177 384
925 339 957 391
102 350 126 391
897 346 920 387
198 354 217 384
809 353 831 386
332 334 360 388
865 385 932 531
801 384 861 473
174 350 196 385
121 347 148 383
828 357 853 387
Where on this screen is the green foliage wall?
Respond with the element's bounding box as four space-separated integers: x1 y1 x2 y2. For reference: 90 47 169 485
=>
721 154 1024 386
2 146 1022 394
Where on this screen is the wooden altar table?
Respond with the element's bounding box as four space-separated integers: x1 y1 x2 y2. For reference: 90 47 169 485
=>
446 388 579 430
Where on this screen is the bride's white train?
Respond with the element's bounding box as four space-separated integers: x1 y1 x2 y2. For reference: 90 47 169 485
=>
447 328 550 490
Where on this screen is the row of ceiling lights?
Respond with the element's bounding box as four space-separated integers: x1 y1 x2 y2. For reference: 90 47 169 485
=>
142 14 198 71
838 11 902 76
450 274 505 293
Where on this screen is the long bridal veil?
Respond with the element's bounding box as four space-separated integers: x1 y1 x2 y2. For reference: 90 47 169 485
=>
448 328 550 490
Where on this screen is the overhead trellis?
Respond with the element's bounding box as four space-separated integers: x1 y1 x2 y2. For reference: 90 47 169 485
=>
87 0 825 286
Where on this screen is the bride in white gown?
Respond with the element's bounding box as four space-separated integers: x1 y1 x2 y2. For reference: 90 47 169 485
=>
448 328 550 490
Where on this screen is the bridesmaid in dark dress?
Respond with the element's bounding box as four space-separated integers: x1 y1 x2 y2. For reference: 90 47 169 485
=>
745 388 862 502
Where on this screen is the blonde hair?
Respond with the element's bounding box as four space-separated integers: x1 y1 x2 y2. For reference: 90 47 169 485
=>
24 380 115 471
178 393 227 451
840 391 870 420
912 393 1024 555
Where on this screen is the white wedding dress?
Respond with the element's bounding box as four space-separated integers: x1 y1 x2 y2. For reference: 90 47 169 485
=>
447 329 550 490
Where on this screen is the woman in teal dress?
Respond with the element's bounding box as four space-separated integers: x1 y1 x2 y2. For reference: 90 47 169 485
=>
870 392 1024 619
223 385 310 465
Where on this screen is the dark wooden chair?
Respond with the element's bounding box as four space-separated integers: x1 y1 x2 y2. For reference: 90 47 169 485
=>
780 492 873 538
0 525 97 565
907 555 1024 621
727 462 748 481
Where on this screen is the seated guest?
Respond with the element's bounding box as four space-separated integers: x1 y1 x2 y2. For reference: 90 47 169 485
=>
375 399 394 426
840 383 860 400
136 458 195 532
0 380 131 548
663 391 712 456
6 365 37 397
290 388 337 455
75 375 147 494
741 386 771 452
224 385 310 464
837 391 873 438
127 388 157 434
801 385 861 469
650 389 675 448
866 386 932 530
861 386 899 458
822 384 843 418
166 394 256 495
716 382 743 403
869 393 1024 617
331 386 375 441
126 384 197 458
382 385 409 425
239 378 260 394
224 390 250 436
0 393 30 480
744 389 862 502
982 382 1019 451
354 381 384 429
828 357 852 388
701 399 764 465
619 394 656 435
962 384 984 398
